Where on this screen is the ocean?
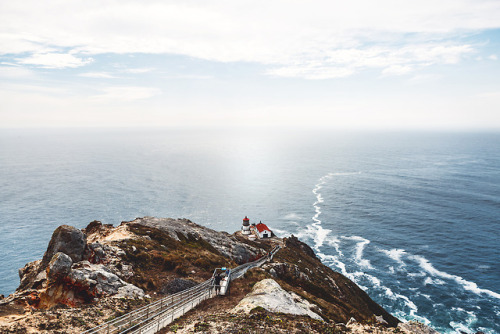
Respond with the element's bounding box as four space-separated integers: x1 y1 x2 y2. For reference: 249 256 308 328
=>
0 128 499 333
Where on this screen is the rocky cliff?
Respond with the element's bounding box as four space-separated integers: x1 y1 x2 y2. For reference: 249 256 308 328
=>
0 217 427 333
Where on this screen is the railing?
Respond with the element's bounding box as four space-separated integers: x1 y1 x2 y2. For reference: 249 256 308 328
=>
81 245 281 334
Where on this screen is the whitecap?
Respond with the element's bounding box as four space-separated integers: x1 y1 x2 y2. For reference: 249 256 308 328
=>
326 237 343 256
380 248 407 266
423 277 446 286
410 255 500 300
342 236 373 269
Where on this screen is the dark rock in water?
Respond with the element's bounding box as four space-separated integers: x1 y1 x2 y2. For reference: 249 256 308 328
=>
41 225 86 269
46 252 73 280
161 278 197 294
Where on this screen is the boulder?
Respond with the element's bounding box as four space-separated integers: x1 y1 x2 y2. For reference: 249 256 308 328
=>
46 252 73 280
398 321 440 334
41 225 86 269
67 261 145 298
232 279 322 320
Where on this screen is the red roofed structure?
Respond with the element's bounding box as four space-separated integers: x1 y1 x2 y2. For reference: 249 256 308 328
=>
255 222 272 238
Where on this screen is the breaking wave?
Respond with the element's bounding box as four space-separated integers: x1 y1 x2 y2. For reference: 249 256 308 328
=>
299 172 499 334
409 255 500 300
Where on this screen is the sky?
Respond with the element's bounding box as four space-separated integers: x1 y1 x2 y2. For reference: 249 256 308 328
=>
1 0 500 130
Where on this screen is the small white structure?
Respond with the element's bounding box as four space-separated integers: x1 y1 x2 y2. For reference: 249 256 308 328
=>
241 216 251 235
255 222 272 238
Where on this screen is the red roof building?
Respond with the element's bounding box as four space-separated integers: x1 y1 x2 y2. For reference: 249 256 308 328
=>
255 222 272 238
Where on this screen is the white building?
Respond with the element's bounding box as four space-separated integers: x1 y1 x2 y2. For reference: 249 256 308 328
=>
255 222 272 238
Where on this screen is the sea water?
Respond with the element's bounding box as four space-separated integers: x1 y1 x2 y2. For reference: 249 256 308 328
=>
0 128 498 333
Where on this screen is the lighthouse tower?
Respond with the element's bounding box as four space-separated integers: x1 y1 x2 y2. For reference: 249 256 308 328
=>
241 216 251 235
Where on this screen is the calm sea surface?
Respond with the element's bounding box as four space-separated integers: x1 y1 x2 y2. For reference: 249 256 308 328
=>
0 128 499 333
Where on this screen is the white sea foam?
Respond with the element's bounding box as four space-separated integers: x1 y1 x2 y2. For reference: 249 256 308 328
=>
423 277 446 286
380 248 407 266
410 255 500 300
326 237 343 256
342 236 373 269
308 171 362 254
395 293 419 315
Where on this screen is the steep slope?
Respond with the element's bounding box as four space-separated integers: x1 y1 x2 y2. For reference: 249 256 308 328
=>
0 217 401 333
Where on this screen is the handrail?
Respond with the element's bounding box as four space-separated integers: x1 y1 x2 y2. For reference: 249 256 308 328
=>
81 244 281 334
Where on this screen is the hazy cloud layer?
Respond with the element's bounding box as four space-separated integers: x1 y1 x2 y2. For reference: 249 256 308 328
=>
2 0 499 77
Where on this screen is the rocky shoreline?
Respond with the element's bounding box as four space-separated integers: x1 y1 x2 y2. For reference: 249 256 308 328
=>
0 217 438 333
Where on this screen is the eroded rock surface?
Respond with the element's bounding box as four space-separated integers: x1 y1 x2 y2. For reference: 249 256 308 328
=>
129 217 260 264
398 321 440 334
41 225 86 269
233 278 322 320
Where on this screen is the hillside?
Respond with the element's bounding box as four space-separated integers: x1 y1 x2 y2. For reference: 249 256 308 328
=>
0 217 426 333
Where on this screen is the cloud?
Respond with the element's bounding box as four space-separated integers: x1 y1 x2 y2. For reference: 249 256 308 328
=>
122 68 154 74
0 65 36 78
488 54 498 60
16 53 93 69
382 65 414 76
92 86 161 102
1 1 499 78
267 43 474 79
79 72 116 78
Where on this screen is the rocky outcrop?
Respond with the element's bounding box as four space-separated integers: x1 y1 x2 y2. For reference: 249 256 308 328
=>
265 262 311 281
233 279 322 320
41 225 86 269
128 217 260 264
46 252 73 280
1 217 404 334
398 321 440 334
7 222 147 310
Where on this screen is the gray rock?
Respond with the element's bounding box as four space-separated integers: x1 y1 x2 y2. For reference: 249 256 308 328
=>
84 242 107 263
67 261 145 298
115 285 147 299
398 321 440 334
129 217 260 264
46 252 73 280
264 262 309 281
17 260 42 291
41 225 87 269
375 315 388 325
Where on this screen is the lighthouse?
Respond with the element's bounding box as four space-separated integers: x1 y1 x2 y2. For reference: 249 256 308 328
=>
241 216 251 235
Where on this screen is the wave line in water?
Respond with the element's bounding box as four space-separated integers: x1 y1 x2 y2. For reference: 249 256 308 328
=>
409 255 500 300
311 173 334 251
342 236 373 269
310 172 361 252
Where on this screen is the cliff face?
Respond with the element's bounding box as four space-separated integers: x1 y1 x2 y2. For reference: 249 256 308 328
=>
0 217 400 333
